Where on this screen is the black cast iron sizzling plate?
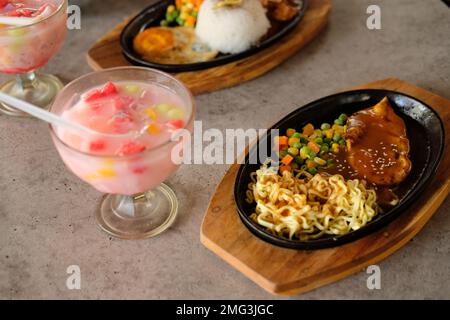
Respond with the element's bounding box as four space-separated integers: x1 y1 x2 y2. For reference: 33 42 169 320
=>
120 0 307 72
234 90 445 250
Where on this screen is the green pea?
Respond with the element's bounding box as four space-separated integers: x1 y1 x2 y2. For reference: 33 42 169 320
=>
292 132 301 139
294 156 304 165
320 144 329 153
308 167 318 175
160 20 169 26
308 151 317 160
324 137 332 144
334 118 344 126
338 139 346 146
326 159 334 167
333 133 341 142
315 137 323 145
166 11 177 22
176 17 185 25
280 150 288 158
339 113 348 121
302 146 312 154
293 142 302 149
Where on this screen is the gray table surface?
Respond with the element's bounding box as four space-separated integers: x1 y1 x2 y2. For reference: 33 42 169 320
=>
0 0 449 299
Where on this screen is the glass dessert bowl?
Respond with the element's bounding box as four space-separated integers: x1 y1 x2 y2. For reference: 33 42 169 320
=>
0 0 67 116
49 67 195 239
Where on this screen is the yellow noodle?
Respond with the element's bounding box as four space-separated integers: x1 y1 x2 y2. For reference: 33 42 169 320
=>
245 165 379 241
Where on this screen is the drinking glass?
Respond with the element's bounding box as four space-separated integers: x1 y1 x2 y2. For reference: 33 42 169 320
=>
0 0 67 116
49 67 195 239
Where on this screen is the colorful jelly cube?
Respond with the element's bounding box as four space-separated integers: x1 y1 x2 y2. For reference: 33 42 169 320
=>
147 123 160 134
101 81 118 96
156 103 172 113
89 140 105 152
144 108 157 120
167 108 184 120
166 119 185 130
82 82 118 103
117 142 146 156
97 168 117 178
125 84 141 93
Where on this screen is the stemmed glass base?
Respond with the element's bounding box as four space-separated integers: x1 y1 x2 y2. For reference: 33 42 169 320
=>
0 72 63 116
96 183 179 239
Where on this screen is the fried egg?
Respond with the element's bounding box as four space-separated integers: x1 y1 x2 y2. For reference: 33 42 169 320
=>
133 27 218 65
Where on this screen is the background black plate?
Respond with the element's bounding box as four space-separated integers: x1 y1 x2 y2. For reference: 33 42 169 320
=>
234 90 445 250
120 0 307 72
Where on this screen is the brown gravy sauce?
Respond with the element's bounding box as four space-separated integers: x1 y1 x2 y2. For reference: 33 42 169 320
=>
317 105 411 209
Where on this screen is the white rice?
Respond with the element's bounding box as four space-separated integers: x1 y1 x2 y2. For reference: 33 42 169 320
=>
195 0 271 54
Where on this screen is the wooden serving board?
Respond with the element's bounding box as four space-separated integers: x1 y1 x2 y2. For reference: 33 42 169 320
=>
200 78 450 296
86 0 331 95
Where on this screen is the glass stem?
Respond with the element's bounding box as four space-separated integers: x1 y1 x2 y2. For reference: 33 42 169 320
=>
112 192 156 219
15 71 38 92
114 195 137 218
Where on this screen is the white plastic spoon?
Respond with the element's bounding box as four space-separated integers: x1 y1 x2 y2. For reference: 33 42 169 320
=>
0 16 38 26
0 92 100 134
0 92 147 139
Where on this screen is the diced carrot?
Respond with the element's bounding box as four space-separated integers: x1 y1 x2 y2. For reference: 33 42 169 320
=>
185 15 196 27
281 154 294 166
307 141 321 154
193 0 203 10
303 123 314 136
280 165 291 174
275 136 289 149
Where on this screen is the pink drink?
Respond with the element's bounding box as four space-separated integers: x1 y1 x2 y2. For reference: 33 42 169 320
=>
0 0 66 74
53 81 189 195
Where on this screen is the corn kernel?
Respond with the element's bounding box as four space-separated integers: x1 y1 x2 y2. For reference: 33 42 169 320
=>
332 143 340 154
300 147 309 159
306 160 317 168
288 137 300 147
314 157 327 166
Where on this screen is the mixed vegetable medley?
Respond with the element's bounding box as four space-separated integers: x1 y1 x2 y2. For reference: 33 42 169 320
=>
160 0 203 27
274 113 348 175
